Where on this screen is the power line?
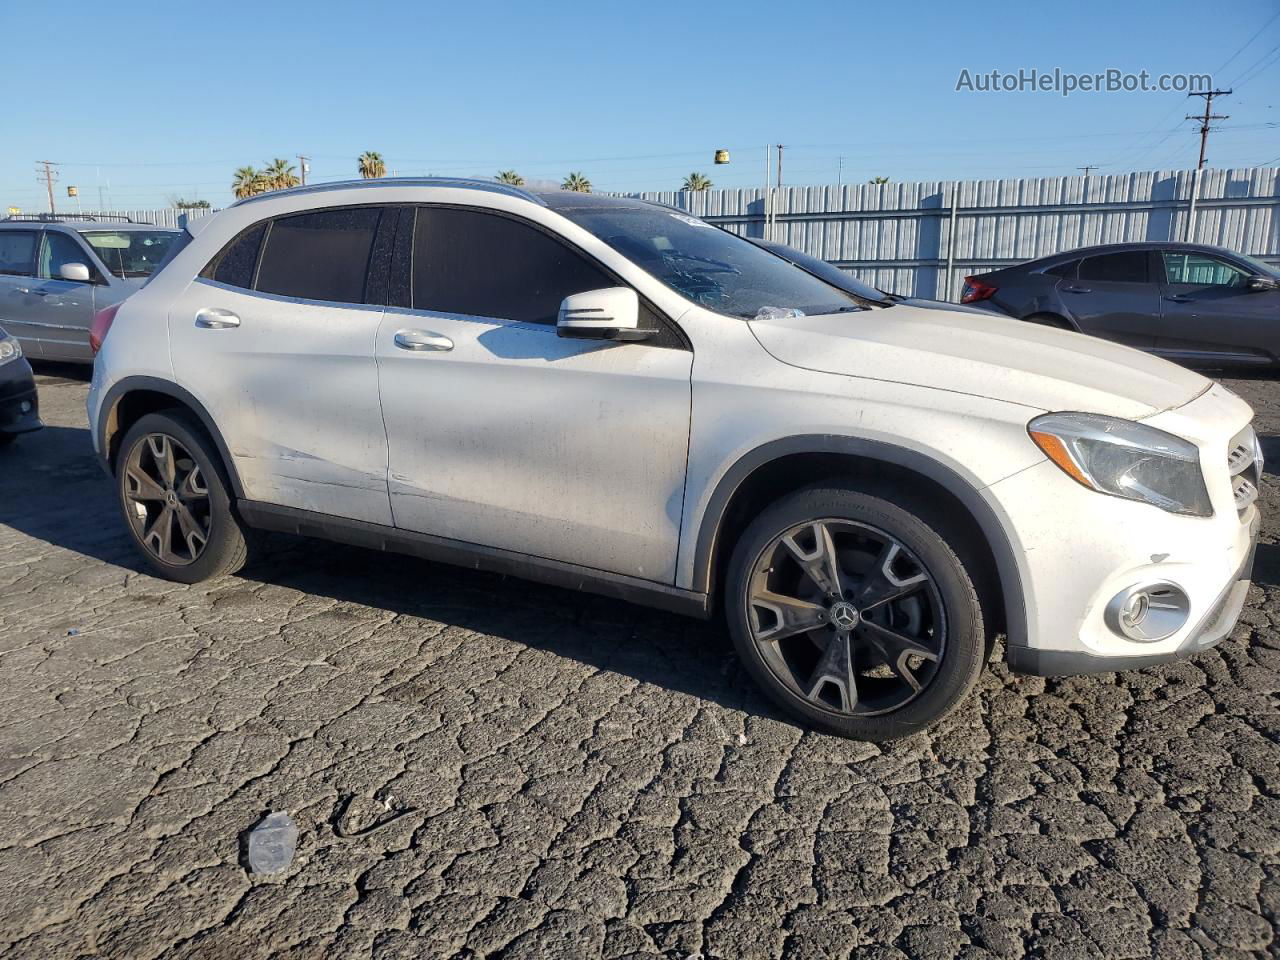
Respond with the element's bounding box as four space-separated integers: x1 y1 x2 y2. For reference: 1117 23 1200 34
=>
1213 10 1280 75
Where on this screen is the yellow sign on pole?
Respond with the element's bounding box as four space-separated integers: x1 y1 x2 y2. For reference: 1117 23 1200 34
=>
67 186 78 197
6 207 18 216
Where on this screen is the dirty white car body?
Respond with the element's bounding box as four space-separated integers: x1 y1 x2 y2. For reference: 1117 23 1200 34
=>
88 179 1260 738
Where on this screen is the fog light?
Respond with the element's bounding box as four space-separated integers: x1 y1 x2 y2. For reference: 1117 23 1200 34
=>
20 401 31 413
1105 582 1190 642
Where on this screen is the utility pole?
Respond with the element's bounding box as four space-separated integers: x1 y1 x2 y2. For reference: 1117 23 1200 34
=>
775 144 784 238
36 160 58 215
1076 165 1097 177
837 156 845 187
297 155 310 186
1187 89 1231 169
1184 89 1230 242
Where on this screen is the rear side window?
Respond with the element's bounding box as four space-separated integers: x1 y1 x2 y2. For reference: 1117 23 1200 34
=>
1078 252 1149 283
256 208 381 303
1045 260 1077 278
411 207 613 323
0 231 37 277
202 222 266 289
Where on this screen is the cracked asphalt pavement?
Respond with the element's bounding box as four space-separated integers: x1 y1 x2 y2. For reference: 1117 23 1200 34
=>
1 367 1278 960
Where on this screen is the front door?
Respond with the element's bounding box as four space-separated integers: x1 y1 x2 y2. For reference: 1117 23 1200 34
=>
1155 249 1280 365
376 206 693 582
1059 250 1161 348
168 207 394 525
30 230 98 361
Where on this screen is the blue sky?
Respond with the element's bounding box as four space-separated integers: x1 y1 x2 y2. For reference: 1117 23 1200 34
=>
3 0 1278 212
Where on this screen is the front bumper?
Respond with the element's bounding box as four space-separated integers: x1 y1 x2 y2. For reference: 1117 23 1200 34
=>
0 358 42 436
995 382 1259 677
1007 509 1258 675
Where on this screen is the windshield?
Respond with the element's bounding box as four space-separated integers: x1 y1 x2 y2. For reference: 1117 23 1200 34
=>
80 230 179 279
552 204 863 319
749 239 892 305
1233 251 1280 279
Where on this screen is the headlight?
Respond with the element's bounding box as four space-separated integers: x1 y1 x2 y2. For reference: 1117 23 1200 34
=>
0 337 20 366
1028 412 1212 517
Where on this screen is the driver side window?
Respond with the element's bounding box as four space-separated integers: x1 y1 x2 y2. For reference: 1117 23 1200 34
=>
1162 252 1249 288
410 207 614 324
38 232 95 281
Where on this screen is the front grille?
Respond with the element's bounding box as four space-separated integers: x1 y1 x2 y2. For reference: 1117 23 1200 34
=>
1228 425 1261 516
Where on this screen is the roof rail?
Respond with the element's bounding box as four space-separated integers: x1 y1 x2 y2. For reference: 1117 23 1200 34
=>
228 177 546 209
1 213 141 224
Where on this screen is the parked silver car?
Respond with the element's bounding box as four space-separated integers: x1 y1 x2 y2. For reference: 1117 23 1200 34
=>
0 215 181 362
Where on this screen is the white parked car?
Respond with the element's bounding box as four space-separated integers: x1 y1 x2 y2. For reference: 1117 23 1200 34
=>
88 179 1261 741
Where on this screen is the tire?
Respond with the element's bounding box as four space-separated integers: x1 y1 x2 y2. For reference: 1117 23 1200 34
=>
1024 313 1073 330
725 484 985 741
115 410 254 583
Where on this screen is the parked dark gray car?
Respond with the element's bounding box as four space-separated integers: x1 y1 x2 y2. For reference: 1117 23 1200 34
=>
0 215 181 362
963 242 1280 367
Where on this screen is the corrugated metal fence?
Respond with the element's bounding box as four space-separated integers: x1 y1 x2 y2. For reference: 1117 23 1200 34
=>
625 166 1280 300
70 166 1279 301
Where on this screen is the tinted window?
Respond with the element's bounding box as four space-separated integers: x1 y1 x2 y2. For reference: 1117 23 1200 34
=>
0 231 37 277
412 208 614 323
256 208 381 303
1078 252 1148 283
203 222 267 289
1162 251 1250 287
1045 260 1077 278
38 232 94 280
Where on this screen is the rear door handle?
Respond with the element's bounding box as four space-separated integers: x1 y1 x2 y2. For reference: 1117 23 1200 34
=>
195 307 240 329
394 329 453 352
1163 295 1193 303
1062 286 1092 294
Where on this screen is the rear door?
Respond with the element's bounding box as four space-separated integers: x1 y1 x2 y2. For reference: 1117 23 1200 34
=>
167 206 395 524
29 230 98 361
1154 250 1280 365
0 229 44 356
1057 250 1160 348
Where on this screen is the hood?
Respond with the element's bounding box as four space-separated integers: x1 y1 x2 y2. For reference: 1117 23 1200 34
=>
748 304 1210 419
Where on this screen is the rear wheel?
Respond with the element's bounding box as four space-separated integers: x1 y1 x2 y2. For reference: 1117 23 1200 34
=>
726 485 985 741
116 411 253 583
1024 313 1073 330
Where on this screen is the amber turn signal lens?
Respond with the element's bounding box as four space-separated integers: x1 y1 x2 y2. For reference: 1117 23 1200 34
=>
1029 429 1092 489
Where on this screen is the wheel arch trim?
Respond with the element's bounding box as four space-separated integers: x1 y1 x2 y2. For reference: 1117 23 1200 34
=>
97 376 245 499
689 435 1029 648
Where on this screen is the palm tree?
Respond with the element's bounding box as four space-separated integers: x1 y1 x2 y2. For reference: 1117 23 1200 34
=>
868 176 890 185
265 158 300 190
232 166 262 199
495 170 524 185
682 172 713 192
358 151 387 179
562 172 591 193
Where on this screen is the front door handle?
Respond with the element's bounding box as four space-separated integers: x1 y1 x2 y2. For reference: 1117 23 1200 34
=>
1163 295 1193 303
1062 286 1092 294
394 329 453 352
195 308 240 329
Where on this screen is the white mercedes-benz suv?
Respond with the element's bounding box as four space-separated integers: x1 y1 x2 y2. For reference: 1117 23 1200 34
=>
88 178 1261 741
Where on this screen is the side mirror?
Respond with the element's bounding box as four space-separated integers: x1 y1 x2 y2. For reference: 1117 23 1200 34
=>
1247 275 1279 292
557 287 656 342
58 262 91 283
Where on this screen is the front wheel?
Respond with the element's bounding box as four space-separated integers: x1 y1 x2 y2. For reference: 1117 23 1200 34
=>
116 411 254 583
725 485 985 741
